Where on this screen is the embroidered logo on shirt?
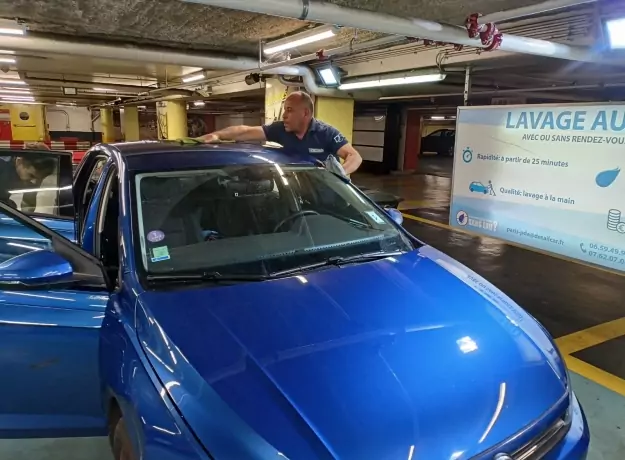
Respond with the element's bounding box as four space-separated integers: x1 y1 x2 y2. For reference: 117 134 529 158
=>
334 134 344 143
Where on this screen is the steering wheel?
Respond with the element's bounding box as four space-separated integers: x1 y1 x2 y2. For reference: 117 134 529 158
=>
273 210 320 233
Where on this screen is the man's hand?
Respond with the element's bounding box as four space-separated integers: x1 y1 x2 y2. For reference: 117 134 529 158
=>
337 144 363 175
195 133 220 143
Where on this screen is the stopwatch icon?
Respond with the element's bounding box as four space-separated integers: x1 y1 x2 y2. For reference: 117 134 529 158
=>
462 147 473 163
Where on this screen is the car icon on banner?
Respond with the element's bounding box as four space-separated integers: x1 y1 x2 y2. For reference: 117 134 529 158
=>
469 181 489 194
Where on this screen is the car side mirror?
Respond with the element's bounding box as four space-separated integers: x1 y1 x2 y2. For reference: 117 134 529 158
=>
384 207 403 225
0 250 73 286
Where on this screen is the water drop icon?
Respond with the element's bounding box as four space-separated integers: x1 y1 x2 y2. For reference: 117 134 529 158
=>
596 167 620 187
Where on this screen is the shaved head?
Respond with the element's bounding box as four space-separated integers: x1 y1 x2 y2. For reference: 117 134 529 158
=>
282 91 315 135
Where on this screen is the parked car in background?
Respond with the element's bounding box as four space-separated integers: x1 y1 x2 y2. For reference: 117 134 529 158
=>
420 128 455 156
0 142 589 460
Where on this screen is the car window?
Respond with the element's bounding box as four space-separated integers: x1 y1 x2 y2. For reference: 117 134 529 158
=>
0 209 52 265
427 130 442 137
0 152 69 217
134 164 415 276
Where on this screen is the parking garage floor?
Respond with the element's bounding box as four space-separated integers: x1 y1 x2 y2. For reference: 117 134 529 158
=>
3 160 625 459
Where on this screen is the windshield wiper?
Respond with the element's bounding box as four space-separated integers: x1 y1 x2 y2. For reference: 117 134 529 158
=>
269 251 404 278
146 271 269 284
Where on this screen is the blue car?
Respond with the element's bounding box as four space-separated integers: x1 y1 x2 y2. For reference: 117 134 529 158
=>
0 143 589 460
469 181 490 194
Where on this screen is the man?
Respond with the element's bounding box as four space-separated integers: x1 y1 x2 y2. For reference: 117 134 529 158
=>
0 152 57 213
197 91 363 174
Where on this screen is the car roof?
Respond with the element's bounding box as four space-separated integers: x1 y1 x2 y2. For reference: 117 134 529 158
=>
106 141 316 172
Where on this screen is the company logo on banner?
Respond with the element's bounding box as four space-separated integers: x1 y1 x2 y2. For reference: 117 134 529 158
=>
450 104 625 272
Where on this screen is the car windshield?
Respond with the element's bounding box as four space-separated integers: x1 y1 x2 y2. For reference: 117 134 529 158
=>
134 163 415 277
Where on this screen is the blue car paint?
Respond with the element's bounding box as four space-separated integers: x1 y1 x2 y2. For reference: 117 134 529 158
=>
0 142 589 459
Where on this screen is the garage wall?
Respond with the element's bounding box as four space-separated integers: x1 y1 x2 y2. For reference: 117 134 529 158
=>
47 106 101 142
353 115 386 162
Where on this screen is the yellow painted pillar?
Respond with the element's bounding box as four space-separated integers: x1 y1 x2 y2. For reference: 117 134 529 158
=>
156 102 167 140
9 104 47 141
122 106 140 141
165 101 187 139
101 108 115 143
314 96 355 143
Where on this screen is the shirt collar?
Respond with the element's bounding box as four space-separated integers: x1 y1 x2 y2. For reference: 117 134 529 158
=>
308 118 320 133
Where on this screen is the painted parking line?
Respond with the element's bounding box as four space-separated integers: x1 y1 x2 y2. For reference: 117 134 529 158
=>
563 355 625 398
401 212 625 279
556 317 625 355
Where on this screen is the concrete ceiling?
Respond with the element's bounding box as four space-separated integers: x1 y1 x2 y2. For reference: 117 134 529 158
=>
3 0 551 55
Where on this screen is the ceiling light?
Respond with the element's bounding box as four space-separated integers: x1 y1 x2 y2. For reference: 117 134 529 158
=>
93 87 113 92
606 18 625 49
339 73 446 90
0 50 15 55
193 101 206 107
182 73 204 83
0 19 25 36
315 63 341 87
0 78 26 86
0 57 15 64
1 96 35 102
138 105 147 109
0 88 31 94
430 116 446 120
264 25 338 55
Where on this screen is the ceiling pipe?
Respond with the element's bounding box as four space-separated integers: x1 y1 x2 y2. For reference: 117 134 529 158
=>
4 33 342 96
378 82 625 100
479 0 597 24
182 0 603 63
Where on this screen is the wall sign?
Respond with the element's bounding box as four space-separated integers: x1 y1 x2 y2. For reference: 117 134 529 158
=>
450 104 625 272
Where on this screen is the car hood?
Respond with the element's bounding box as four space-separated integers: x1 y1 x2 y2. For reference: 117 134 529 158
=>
136 246 567 460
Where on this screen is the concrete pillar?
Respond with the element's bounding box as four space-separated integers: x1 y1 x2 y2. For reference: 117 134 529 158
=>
9 104 47 141
100 108 115 143
122 106 140 141
403 110 423 172
165 101 187 139
314 96 354 143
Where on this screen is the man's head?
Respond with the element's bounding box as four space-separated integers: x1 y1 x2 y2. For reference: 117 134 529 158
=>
282 91 314 134
15 154 56 183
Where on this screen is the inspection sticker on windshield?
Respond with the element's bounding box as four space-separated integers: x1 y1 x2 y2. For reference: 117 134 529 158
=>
146 230 165 243
365 210 386 224
150 246 170 263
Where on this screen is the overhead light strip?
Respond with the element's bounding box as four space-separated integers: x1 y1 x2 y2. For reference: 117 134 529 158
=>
606 18 625 49
264 26 338 55
0 79 26 86
0 50 15 55
339 73 446 90
0 57 15 64
182 73 205 83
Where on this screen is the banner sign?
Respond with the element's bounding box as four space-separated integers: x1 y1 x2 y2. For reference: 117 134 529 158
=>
450 104 625 272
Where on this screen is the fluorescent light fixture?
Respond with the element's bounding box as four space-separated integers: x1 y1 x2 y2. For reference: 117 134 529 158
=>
138 105 147 109
93 87 113 92
264 25 338 55
193 100 206 107
606 18 625 49
430 116 446 120
0 50 15 54
0 57 15 64
0 78 26 86
1 96 35 102
339 73 446 90
182 73 204 83
0 19 25 35
0 88 31 94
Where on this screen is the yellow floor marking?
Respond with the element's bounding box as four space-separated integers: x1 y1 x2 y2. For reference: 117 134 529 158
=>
564 355 625 397
401 213 625 278
556 317 625 355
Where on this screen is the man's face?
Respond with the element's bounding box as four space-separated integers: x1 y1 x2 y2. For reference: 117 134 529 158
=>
15 158 39 183
282 97 308 132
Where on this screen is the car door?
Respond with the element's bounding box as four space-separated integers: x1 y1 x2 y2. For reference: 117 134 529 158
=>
0 181 110 438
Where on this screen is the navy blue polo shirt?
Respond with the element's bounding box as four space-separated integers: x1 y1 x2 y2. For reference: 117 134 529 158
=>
262 119 349 161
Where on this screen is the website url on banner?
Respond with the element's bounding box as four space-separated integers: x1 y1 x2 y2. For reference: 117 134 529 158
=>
506 227 564 246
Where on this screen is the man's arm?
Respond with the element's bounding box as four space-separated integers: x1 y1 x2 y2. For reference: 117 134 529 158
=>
337 144 363 175
196 125 267 143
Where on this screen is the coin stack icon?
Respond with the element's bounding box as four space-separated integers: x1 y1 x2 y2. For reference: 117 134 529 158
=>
608 209 621 231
